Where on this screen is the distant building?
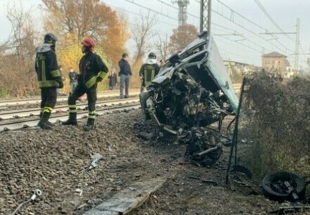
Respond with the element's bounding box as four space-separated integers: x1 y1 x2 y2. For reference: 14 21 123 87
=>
223 60 257 75
262 52 288 73
262 52 296 78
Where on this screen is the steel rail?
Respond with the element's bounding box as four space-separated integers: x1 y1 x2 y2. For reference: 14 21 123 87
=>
0 98 139 120
0 101 140 132
0 91 141 107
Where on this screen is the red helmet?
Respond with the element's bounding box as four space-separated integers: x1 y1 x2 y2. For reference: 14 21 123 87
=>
81 38 95 47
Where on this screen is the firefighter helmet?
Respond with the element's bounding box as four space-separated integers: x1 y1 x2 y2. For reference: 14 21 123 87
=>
81 38 95 48
148 52 156 59
44 33 58 44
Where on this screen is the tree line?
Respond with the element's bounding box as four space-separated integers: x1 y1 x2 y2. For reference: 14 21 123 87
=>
0 0 199 97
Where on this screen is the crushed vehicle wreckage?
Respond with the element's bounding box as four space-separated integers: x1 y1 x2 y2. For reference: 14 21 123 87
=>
139 31 239 166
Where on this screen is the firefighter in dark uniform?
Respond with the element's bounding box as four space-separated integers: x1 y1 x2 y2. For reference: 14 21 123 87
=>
62 38 108 131
35 33 63 130
139 52 160 93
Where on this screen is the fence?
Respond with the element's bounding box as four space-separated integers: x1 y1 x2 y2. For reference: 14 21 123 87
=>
228 72 310 181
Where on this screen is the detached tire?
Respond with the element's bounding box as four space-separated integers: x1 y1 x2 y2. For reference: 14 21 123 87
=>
262 171 306 202
139 92 151 120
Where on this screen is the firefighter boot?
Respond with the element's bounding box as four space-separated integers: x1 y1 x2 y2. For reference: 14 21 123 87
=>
37 112 53 130
84 118 95 131
62 113 78 125
39 111 54 127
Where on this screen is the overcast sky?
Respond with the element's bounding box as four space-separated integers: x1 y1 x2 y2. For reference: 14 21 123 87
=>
0 0 309 69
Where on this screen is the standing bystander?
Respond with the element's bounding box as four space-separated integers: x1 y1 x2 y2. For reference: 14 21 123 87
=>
68 67 78 94
57 65 65 96
108 68 118 90
118 53 132 98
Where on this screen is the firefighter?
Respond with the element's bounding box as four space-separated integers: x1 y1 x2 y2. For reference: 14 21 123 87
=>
62 38 108 131
35 33 63 130
139 52 160 93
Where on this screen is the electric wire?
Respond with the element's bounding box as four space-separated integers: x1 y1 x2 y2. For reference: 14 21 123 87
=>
253 0 295 42
118 0 303 67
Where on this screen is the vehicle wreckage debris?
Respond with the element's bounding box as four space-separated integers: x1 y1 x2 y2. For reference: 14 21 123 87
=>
269 204 310 214
262 171 306 202
11 189 42 215
188 176 218 186
84 152 104 172
82 177 166 215
139 31 238 167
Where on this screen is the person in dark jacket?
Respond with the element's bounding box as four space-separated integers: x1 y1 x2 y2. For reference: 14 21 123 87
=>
118 53 132 98
108 68 117 90
35 33 63 130
57 65 66 96
139 52 160 93
62 38 108 131
68 67 78 94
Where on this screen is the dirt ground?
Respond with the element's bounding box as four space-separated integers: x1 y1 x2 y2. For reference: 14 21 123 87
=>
0 108 307 215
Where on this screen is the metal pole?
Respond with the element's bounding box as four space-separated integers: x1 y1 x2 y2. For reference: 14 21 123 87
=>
200 0 211 34
207 0 211 35
294 18 300 72
200 0 204 32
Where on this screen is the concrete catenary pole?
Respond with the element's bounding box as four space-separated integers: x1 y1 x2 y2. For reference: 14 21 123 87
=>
294 18 300 72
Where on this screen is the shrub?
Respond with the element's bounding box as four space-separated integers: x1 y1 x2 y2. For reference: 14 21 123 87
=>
237 71 310 179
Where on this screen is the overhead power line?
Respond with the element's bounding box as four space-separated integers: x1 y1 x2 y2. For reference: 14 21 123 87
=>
116 0 298 66
253 0 295 42
211 0 294 54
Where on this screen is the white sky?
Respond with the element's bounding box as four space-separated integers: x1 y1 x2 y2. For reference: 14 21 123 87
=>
0 0 309 70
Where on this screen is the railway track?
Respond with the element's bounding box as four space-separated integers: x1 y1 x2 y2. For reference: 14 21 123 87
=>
0 91 140 107
0 84 242 132
0 99 140 132
0 96 66 107
0 98 139 120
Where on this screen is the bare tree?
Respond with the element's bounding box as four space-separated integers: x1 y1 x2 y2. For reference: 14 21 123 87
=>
0 2 38 97
131 11 157 67
154 33 170 60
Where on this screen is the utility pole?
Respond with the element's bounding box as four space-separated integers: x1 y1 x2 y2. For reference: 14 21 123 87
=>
172 0 189 26
307 47 310 73
260 18 300 72
200 0 211 34
295 18 300 72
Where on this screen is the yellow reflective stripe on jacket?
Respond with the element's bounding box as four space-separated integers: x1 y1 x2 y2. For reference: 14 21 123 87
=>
42 60 46 80
85 76 97 88
144 69 155 87
38 80 60 88
50 69 61 78
98 71 107 79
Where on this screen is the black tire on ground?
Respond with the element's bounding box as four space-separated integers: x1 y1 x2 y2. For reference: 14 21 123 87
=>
139 92 151 120
262 171 306 202
230 165 252 179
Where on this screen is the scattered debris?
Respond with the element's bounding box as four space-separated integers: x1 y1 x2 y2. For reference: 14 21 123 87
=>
139 31 238 166
82 177 166 215
262 171 306 202
85 153 104 171
11 189 42 215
